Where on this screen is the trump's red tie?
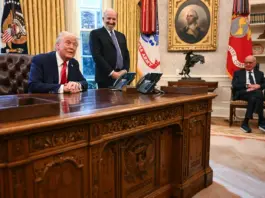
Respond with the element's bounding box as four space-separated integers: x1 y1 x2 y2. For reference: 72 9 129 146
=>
60 61 67 84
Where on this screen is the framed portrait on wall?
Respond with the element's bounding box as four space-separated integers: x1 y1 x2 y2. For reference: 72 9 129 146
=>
168 0 219 51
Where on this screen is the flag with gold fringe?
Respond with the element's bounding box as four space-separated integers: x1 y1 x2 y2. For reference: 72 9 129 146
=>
1 0 28 54
226 0 252 78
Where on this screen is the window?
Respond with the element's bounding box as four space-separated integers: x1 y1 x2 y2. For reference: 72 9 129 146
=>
79 0 102 89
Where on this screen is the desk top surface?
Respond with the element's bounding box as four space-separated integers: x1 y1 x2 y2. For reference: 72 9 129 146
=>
0 89 216 135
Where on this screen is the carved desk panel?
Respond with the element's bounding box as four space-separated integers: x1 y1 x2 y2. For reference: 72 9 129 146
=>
0 90 216 198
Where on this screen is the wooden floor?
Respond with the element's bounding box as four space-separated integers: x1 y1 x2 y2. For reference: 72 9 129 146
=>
193 117 265 198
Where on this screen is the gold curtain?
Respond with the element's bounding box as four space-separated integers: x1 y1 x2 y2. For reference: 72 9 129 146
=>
113 0 140 80
20 0 65 55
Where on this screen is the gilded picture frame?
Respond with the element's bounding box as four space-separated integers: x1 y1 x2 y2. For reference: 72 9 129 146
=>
168 0 219 51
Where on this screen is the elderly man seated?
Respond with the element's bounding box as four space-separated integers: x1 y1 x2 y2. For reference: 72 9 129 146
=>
232 55 265 133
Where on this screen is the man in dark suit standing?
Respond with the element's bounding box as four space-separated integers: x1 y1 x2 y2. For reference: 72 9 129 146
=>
89 8 130 88
29 31 88 93
232 55 265 133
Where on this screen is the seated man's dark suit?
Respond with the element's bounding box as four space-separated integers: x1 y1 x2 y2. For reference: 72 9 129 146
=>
232 69 265 119
89 27 130 88
28 51 88 93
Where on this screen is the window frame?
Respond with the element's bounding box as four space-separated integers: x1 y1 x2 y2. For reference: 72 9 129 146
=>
79 1 102 85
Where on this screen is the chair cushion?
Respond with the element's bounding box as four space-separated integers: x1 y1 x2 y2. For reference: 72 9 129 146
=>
231 100 265 106
230 100 248 105
0 54 32 95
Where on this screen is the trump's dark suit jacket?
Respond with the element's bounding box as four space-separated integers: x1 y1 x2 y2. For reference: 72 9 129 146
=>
28 51 88 93
89 27 130 86
232 69 265 100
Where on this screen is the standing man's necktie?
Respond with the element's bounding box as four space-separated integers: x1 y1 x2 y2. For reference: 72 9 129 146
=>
249 71 255 84
110 31 123 70
60 61 68 84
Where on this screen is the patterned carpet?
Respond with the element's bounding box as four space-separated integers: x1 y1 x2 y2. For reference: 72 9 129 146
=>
194 118 265 197
211 117 265 141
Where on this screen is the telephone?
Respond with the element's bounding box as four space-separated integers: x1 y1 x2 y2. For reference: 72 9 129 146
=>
112 72 136 90
136 72 163 94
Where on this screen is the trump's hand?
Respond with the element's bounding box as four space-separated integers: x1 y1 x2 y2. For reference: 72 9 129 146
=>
64 82 81 93
63 83 71 93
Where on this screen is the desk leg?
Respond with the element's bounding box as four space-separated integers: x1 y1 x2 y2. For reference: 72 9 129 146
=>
172 111 213 198
205 112 213 187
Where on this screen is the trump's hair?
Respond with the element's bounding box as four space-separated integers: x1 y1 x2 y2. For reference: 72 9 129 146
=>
55 31 79 49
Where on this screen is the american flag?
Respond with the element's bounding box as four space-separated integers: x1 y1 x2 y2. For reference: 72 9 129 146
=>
2 29 13 43
1 0 28 54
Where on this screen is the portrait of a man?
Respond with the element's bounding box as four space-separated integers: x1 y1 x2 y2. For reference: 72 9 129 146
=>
175 1 210 44
168 0 218 51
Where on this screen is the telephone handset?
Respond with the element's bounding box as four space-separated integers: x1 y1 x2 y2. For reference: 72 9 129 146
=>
136 75 145 88
112 72 136 90
136 73 163 94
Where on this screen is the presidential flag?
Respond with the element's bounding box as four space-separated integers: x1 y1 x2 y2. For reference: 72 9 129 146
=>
226 0 252 78
1 0 28 54
137 0 160 77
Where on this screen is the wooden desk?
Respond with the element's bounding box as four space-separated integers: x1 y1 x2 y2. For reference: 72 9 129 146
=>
168 81 218 92
0 90 216 198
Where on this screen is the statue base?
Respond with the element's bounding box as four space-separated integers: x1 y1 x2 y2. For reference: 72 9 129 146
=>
180 77 205 82
168 78 218 92
160 86 208 95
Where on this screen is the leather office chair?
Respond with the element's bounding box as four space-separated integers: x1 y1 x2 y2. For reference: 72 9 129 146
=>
0 54 32 95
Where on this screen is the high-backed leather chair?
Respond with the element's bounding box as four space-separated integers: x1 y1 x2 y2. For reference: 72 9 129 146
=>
0 54 32 95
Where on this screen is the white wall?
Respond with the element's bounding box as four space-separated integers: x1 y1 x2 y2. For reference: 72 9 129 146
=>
102 0 113 12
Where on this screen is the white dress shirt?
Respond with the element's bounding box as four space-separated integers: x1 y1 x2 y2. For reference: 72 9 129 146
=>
105 27 113 37
56 52 82 93
56 52 69 93
246 69 256 85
